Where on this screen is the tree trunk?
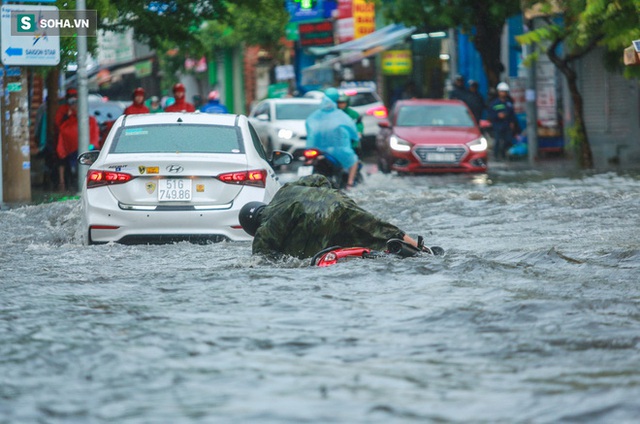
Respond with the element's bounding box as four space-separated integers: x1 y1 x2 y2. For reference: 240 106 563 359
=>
546 48 594 169
472 6 505 90
565 72 593 168
45 68 60 150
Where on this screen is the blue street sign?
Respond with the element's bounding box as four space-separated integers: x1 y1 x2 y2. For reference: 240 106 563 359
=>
5 67 20 76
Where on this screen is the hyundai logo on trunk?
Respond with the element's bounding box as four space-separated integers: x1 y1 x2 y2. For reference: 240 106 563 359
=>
167 165 184 173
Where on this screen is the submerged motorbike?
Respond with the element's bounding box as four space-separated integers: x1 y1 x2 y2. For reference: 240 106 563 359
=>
297 148 363 190
311 239 446 267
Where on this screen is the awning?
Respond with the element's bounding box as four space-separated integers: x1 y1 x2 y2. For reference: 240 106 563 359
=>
301 24 415 81
307 24 415 56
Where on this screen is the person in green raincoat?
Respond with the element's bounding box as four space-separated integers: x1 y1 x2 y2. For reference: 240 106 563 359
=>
238 175 429 260
336 93 363 153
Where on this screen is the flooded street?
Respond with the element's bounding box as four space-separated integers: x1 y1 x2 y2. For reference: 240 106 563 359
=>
1 166 639 423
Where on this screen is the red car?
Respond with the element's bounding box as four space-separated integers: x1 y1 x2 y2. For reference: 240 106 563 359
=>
376 99 488 174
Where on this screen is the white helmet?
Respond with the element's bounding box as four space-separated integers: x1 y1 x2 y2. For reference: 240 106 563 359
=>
497 82 510 92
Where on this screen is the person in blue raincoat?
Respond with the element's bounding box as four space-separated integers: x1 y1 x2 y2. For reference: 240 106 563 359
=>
200 90 228 114
305 88 359 188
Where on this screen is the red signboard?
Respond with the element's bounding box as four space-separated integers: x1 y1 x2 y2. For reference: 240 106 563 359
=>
337 0 352 19
298 21 334 47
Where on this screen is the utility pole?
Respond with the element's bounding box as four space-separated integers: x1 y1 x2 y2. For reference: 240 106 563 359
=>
522 10 538 166
1 2 61 204
76 0 90 192
1 69 31 204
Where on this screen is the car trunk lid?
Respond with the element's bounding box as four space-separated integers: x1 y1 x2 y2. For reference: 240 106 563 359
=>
98 153 253 207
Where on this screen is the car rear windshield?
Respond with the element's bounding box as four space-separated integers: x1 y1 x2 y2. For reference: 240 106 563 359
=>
344 92 380 107
111 124 243 154
275 103 320 120
89 102 123 124
396 105 475 127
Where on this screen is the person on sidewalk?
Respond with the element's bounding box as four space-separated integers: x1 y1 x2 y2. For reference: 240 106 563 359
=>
448 75 470 104
56 97 100 191
488 82 518 161
466 80 486 124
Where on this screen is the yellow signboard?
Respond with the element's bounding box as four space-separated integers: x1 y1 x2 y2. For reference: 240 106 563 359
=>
382 50 412 75
353 0 375 39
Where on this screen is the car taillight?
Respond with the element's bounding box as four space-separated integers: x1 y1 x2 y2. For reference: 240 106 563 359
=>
217 169 266 188
303 149 320 159
366 105 388 119
86 170 133 188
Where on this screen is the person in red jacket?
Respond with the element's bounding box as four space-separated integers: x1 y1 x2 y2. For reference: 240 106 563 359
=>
47 88 78 190
124 87 150 115
164 83 196 112
54 88 78 129
56 97 100 191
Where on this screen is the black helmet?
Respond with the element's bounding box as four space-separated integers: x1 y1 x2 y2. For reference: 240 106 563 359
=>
238 202 266 236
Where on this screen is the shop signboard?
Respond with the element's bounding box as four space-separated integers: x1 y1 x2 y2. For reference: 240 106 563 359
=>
336 0 354 43
353 0 374 39
382 50 412 75
299 21 334 48
286 0 337 23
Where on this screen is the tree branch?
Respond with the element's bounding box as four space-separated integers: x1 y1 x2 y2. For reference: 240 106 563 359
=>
564 34 605 63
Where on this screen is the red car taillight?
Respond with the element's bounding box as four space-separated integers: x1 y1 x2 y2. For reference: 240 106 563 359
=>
217 169 267 188
86 170 133 188
303 149 320 160
366 106 388 119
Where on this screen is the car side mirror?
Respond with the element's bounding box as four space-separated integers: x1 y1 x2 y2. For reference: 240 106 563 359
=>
378 120 390 128
270 150 293 167
78 150 100 166
256 114 269 121
479 119 492 129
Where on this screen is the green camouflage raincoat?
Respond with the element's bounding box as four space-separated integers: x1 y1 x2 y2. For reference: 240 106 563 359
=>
252 175 405 259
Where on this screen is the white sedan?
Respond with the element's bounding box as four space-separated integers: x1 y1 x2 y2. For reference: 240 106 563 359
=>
78 112 291 245
248 98 321 156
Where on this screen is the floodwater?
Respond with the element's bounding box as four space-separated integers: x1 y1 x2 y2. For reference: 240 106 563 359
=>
1 165 639 423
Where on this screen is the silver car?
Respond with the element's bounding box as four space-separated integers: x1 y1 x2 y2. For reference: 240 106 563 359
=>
248 98 322 156
304 84 388 150
78 112 291 245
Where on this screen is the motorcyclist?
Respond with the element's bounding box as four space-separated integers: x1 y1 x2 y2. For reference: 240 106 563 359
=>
336 93 363 153
124 87 150 115
200 90 228 114
164 83 196 112
305 88 360 188
238 174 430 260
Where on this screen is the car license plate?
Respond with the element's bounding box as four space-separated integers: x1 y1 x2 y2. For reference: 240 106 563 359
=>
426 153 456 162
297 165 313 177
158 179 192 201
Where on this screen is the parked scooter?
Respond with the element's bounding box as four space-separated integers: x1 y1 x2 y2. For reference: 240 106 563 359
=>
296 148 363 189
